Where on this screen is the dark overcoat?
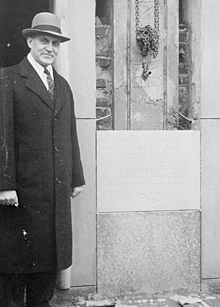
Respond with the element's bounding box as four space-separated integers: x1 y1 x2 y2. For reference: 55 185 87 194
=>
0 57 85 274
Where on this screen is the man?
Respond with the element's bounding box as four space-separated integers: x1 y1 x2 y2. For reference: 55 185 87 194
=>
0 12 85 307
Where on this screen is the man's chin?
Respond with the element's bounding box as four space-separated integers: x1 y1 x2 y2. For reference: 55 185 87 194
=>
40 57 54 66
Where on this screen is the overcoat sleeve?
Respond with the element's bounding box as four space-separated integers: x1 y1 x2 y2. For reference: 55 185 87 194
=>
0 67 17 191
68 84 85 188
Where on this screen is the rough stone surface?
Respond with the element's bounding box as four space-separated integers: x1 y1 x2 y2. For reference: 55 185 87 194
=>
51 289 220 307
131 99 164 130
51 287 96 306
202 279 220 294
97 79 107 88
96 26 110 37
96 20 112 130
96 97 110 108
97 211 200 296
97 57 111 68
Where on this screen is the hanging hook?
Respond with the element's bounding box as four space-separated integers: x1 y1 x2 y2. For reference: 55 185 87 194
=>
141 57 152 81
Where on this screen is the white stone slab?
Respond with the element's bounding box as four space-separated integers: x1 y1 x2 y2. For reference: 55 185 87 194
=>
97 131 200 212
201 119 220 278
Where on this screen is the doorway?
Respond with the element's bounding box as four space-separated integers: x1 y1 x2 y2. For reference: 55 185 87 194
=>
0 0 50 68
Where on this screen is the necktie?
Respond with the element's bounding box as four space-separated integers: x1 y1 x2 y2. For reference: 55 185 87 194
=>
44 68 54 100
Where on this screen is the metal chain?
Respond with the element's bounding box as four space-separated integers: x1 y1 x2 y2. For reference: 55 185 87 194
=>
135 0 160 34
136 26 159 58
182 0 186 22
154 0 159 32
135 0 140 36
135 0 160 80
135 0 160 59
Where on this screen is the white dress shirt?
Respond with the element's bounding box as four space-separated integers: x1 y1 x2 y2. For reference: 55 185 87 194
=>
27 53 54 91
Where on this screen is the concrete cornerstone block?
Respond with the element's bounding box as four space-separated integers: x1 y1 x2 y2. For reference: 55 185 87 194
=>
97 211 200 296
97 131 200 212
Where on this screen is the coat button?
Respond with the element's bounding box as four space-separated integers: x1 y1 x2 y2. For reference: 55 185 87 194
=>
56 178 61 184
55 147 59 152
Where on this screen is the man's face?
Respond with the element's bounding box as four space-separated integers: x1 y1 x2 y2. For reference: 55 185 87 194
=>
27 34 61 67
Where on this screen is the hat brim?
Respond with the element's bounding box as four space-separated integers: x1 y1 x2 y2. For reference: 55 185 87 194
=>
22 29 70 43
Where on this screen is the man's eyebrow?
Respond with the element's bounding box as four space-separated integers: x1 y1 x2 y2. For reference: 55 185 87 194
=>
40 36 60 42
40 37 49 41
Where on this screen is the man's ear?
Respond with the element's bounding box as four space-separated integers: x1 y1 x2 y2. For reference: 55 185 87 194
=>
26 37 33 49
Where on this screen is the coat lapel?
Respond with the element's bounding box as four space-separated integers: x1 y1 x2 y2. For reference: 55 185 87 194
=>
53 69 63 116
18 57 54 111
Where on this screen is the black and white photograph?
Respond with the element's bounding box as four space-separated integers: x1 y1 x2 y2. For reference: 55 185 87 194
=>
0 1 218 307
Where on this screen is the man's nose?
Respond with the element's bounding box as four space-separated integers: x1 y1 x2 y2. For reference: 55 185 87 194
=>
46 42 53 51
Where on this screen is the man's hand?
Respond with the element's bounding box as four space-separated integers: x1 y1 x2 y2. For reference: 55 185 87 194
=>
0 190 19 206
71 186 84 199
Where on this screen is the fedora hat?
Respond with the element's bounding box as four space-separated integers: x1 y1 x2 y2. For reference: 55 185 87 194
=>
22 12 70 43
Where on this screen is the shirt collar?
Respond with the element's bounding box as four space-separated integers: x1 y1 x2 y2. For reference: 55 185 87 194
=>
27 53 54 79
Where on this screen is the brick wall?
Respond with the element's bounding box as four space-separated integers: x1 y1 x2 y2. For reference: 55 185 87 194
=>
179 23 191 130
96 17 113 130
